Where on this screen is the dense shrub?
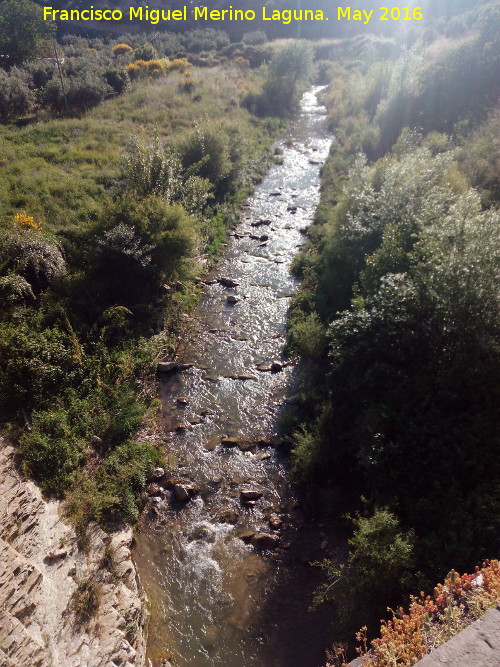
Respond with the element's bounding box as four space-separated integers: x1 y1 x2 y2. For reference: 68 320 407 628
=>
104 67 130 95
182 28 230 53
42 70 111 113
166 57 191 73
247 41 313 116
0 227 65 292
133 43 157 61
242 30 267 46
88 197 196 309
0 67 34 120
19 407 84 494
179 124 232 190
120 135 211 213
0 321 79 412
314 510 415 633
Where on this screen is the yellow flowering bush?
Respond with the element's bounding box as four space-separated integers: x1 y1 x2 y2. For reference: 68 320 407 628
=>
112 43 133 57
14 211 42 231
125 59 165 80
167 58 191 74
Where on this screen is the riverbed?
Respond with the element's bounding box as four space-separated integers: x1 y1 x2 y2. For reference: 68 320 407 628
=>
134 87 335 667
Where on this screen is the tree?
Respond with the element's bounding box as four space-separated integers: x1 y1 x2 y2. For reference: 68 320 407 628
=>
0 0 54 68
263 40 312 113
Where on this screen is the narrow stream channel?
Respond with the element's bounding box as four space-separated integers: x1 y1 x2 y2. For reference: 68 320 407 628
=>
135 88 334 667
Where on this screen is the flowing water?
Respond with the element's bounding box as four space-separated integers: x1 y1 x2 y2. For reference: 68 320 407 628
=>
134 88 334 667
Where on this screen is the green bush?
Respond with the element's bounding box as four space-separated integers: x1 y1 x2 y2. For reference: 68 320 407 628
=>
179 124 233 192
182 28 229 53
42 70 111 113
313 510 415 634
0 67 34 121
242 30 267 46
0 321 79 412
120 135 211 213
248 41 313 116
105 67 130 95
19 407 84 494
0 227 66 292
88 197 196 310
133 43 157 61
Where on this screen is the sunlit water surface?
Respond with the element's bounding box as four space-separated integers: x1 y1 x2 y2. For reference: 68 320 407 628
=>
134 88 335 667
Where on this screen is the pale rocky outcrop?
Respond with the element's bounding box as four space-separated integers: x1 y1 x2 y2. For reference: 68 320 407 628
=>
0 439 147 667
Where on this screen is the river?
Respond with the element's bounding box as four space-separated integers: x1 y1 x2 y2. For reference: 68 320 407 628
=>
134 87 335 667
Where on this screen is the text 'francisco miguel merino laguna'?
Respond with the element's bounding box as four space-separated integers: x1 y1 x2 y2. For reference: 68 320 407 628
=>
43 5 330 26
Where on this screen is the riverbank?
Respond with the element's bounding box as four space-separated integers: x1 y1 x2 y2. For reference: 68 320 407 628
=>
0 437 147 667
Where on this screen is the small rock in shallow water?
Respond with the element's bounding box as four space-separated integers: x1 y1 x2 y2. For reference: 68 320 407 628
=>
256 362 272 372
221 437 239 447
173 482 197 502
269 514 282 529
240 488 263 501
226 295 239 304
218 277 239 287
157 361 178 373
271 361 283 372
177 396 188 405
252 533 280 549
237 529 256 543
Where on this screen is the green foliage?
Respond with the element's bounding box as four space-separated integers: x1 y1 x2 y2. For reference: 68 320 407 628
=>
0 0 54 68
105 67 130 95
0 67 34 120
289 105 500 594
0 227 66 292
0 38 277 535
179 123 233 193
19 407 84 494
261 41 313 115
0 321 79 413
313 510 415 635
459 110 500 205
244 40 312 117
42 70 112 113
133 43 157 62
182 28 230 53
242 31 267 46
88 197 196 311
67 439 162 527
120 135 211 213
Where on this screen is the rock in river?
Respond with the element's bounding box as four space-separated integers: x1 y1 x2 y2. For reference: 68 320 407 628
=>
240 487 263 501
157 361 178 373
173 482 197 502
251 533 280 549
221 437 240 447
218 277 239 288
